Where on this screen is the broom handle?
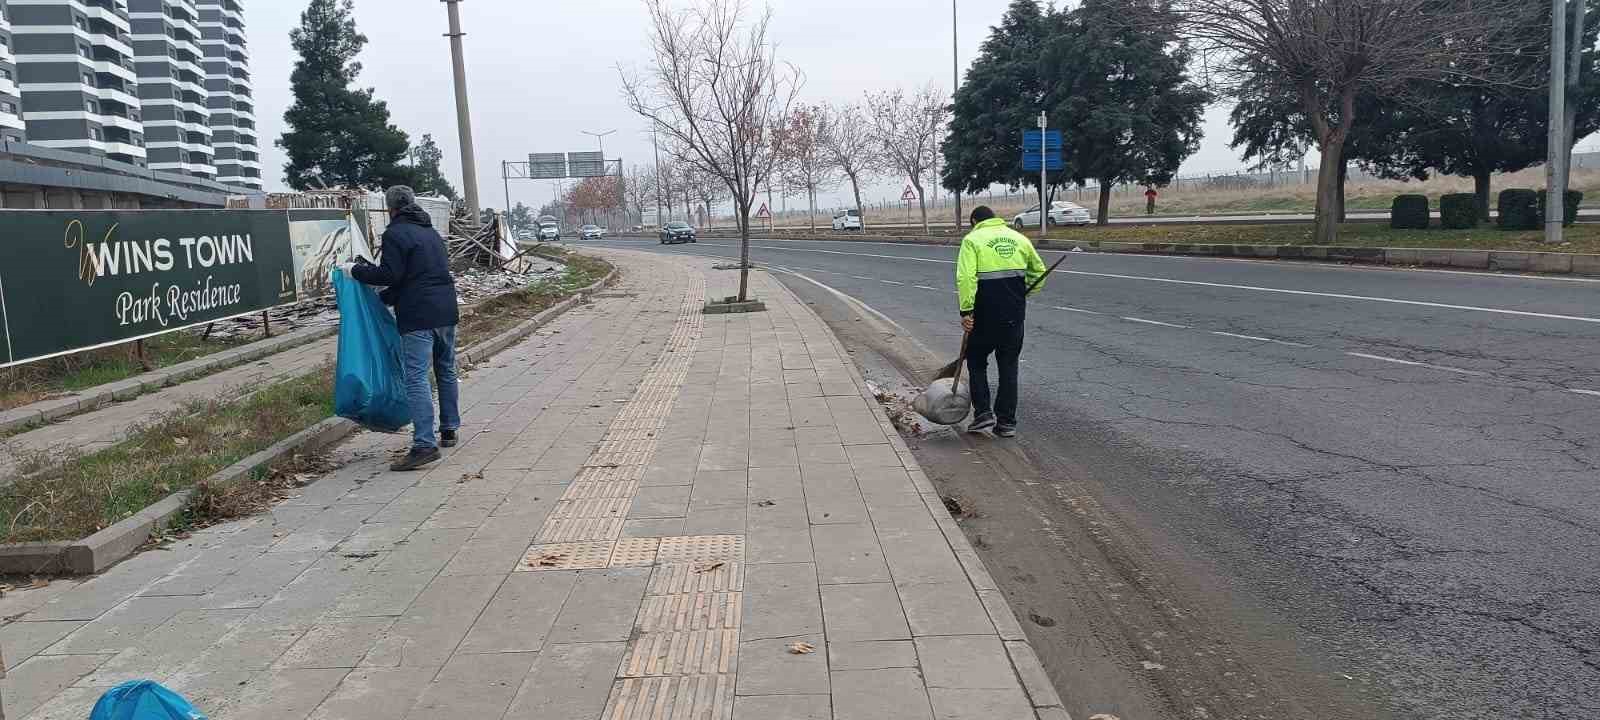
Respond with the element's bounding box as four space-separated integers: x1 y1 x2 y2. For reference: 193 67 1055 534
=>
951 330 970 395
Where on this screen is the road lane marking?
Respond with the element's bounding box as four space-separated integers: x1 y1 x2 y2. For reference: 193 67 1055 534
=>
779 270 910 333
688 242 1600 323
913 285 940 291
1211 331 1313 348
1053 306 1103 315
1569 388 1600 397
1345 352 1487 376
881 280 904 285
852 275 874 280
1122 317 1190 329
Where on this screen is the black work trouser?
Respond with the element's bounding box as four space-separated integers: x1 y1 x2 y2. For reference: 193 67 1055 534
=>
965 322 1025 426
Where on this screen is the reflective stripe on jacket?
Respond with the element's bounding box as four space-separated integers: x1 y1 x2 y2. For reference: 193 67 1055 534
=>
956 218 1048 327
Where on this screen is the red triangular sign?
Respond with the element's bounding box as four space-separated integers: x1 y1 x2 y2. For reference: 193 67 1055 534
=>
901 186 916 201
756 203 771 219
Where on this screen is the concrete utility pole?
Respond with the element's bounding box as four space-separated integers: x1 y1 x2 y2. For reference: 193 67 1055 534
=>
443 0 482 222
952 0 962 231
650 122 664 226
1547 0 1568 244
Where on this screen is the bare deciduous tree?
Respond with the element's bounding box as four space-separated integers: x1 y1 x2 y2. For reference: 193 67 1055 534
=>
625 163 656 225
621 0 801 302
1167 0 1538 245
817 101 879 230
772 105 836 233
865 84 946 236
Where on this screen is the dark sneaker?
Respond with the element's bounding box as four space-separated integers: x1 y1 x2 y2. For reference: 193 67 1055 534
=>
968 414 997 434
996 425 1017 438
440 429 458 448
391 447 441 471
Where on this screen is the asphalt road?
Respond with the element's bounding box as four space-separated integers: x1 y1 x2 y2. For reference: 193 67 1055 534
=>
598 236 1600 720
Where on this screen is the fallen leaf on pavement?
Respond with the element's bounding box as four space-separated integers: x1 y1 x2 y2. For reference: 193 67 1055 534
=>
754 500 776 508
533 553 567 567
694 561 726 574
787 642 815 655
29 578 50 589
460 471 484 483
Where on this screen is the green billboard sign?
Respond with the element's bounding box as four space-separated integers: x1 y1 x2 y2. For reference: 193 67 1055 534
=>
0 210 300 368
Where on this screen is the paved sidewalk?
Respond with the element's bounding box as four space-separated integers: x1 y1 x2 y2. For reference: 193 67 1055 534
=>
0 249 1065 720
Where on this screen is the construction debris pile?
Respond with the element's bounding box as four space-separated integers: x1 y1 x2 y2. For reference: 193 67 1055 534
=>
201 190 565 341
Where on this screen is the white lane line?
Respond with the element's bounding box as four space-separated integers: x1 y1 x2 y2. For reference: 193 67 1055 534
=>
881 280 904 285
1211 331 1314 348
852 275 874 280
710 242 1600 324
913 285 940 291
1568 388 1600 397
779 269 911 334
1122 317 1191 329
1053 305 1104 315
1344 352 1487 376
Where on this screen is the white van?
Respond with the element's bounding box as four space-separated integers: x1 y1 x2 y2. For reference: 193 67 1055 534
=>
831 208 863 231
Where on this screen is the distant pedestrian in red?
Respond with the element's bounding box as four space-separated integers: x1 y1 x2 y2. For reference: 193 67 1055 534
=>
1145 187 1158 215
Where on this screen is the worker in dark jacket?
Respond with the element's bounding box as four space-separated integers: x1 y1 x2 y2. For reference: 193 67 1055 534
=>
956 205 1048 437
344 186 460 470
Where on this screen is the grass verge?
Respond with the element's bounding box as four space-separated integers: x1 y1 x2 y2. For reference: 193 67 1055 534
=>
0 369 333 544
0 331 251 413
457 248 613 343
1043 222 1600 254
0 250 615 546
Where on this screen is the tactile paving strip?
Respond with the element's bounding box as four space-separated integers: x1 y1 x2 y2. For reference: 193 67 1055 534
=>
636 591 742 633
518 541 613 571
618 628 739 677
547 497 631 520
600 675 733 720
535 516 628 544
655 535 745 564
609 537 661 567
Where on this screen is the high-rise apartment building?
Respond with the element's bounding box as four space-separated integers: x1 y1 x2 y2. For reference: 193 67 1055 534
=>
3 0 256 189
9 0 146 165
196 0 256 188
130 0 212 179
0 2 25 142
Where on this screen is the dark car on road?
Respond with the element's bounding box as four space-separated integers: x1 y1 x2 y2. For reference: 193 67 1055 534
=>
659 221 696 244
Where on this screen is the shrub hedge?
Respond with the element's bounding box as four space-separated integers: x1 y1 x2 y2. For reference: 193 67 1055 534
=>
1497 189 1540 230
1536 190 1583 227
1389 194 1430 229
1438 193 1479 229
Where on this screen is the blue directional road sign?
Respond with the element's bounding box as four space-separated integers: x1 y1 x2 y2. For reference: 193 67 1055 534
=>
1022 153 1065 171
1022 129 1063 151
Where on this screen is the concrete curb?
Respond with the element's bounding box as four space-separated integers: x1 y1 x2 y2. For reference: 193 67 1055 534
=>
0 258 616 577
0 416 357 576
669 231 1600 277
769 268 1069 720
0 323 337 436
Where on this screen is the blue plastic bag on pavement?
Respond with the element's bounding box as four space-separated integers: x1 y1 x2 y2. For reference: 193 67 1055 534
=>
332 268 411 433
90 680 207 720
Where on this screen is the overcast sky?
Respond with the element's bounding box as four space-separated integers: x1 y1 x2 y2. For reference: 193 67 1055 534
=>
249 0 1250 211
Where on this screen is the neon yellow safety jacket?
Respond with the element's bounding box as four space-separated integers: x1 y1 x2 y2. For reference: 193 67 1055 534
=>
956 218 1048 327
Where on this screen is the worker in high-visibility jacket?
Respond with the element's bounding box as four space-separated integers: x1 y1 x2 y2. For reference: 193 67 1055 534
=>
956 206 1049 437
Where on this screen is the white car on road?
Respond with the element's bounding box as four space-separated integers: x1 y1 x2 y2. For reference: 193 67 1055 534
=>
1012 200 1092 229
831 208 863 231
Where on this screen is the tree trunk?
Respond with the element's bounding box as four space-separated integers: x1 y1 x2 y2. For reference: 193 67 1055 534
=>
807 185 816 233
849 174 866 231
1336 162 1347 223
1312 141 1347 245
738 200 751 302
914 182 929 236
1562 0 1587 196
1473 170 1493 222
1096 183 1112 226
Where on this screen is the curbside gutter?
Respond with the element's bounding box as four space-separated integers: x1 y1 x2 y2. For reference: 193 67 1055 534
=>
0 324 338 437
671 231 1600 277
0 264 618 576
773 271 1069 720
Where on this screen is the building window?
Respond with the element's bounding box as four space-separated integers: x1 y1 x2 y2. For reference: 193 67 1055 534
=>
85 100 97 113
90 128 102 140
83 73 96 87
75 17 87 30
0 68 10 80
79 44 93 58
0 101 14 114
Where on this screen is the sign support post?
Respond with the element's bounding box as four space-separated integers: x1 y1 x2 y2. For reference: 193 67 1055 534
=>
1038 112 1048 243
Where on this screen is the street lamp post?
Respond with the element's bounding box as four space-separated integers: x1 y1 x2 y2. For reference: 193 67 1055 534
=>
952 0 961 231
442 0 481 222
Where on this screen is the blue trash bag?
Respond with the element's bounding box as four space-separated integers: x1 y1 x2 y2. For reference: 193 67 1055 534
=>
332 268 411 433
90 680 207 720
